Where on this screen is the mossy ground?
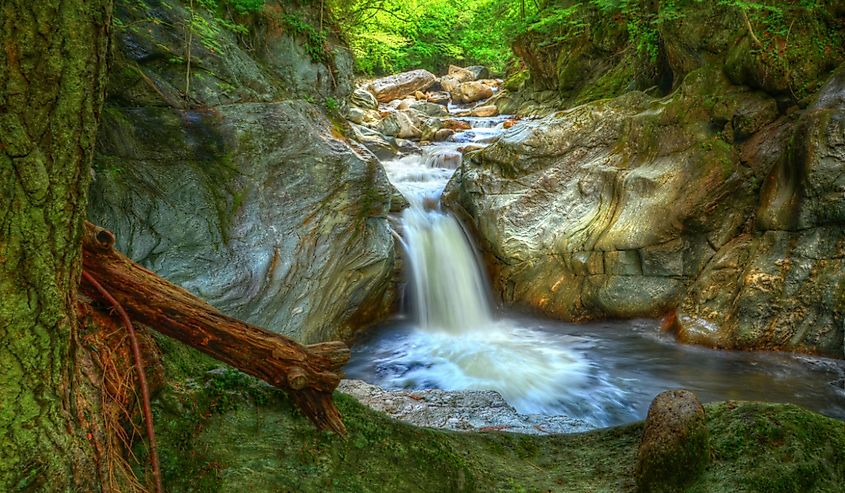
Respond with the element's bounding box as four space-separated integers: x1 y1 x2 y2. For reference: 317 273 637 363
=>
140 339 845 492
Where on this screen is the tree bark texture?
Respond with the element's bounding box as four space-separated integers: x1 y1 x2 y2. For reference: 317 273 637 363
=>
0 1 113 491
81 222 350 435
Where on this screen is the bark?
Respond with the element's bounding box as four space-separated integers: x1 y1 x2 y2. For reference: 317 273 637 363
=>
0 1 113 491
81 222 350 435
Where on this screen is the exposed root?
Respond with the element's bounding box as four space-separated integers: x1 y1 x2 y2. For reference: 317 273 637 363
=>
82 270 163 493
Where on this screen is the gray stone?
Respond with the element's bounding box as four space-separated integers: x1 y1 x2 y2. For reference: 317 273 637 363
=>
338 380 590 435
351 87 379 110
89 102 395 343
367 69 437 103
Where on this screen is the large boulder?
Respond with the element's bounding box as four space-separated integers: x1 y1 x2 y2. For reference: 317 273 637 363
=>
376 110 422 139
452 81 494 104
447 64 476 82
367 69 437 103
89 101 395 343
448 62 845 356
635 390 709 493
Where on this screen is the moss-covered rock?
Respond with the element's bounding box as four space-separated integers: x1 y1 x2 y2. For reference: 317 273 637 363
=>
139 341 845 493
635 390 709 493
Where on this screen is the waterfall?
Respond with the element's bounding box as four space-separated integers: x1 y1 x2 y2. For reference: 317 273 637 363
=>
401 197 492 333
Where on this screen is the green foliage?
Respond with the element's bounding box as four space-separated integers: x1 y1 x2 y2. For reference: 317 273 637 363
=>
280 12 332 63
332 0 531 75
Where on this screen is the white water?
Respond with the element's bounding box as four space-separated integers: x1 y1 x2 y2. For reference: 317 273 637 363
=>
373 111 604 418
350 106 845 429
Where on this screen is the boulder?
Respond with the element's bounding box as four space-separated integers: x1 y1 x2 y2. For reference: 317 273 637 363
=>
410 100 449 117
452 81 494 104
348 122 399 159
377 110 422 139
351 87 378 110
89 102 395 343
447 64 476 82
635 390 709 493
427 91 451 105
367 69 437 103
440 76 462 95
346 106 367 124
466 65 491 80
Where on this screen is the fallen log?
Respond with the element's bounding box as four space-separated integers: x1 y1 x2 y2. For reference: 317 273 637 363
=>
80 221 349 435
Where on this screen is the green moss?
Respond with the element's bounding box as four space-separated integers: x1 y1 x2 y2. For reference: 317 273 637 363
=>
144 340 845 493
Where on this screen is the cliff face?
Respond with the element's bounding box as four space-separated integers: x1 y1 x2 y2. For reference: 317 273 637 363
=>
88 0 395 343
449 2 845 356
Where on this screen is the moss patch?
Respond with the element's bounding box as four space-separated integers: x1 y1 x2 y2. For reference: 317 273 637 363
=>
141 341 845 493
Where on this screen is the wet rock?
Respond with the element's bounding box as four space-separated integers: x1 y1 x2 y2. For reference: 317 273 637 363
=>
452 81 494 104
89 102 395 343
635 390 709 493
348 122 398 159
377 110 422 139
338 380 590 434
813 62 845 110
470 105 498 117
410 100 449 117
434 128 455 141
351 87 379 110
367 69 437 103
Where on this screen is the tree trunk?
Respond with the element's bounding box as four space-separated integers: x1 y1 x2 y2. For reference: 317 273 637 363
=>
0 1 113 491
81 222 350 435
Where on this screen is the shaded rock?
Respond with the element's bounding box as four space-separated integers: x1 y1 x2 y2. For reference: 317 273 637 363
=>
635 390 709 493
466 65 491 80
338 380 590 435
813 62 845 110
89 102 395 343
351 87 378 110
452 81 494 104
367 69 437 103
348 122 398 159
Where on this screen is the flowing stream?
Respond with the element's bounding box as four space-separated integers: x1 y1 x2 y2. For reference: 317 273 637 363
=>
345 105 845 429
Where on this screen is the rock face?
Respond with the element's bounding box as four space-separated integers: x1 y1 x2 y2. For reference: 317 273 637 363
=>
338 380 590 435
89 0 395 343
367 69 437 103
90 102 395 343
635 390 709 493
447 65 845 356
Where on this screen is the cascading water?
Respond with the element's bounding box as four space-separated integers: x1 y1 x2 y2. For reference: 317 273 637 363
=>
346 103 845 429
401 198 492 333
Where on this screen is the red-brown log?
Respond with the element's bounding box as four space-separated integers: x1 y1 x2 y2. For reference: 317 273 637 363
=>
80 222 349 435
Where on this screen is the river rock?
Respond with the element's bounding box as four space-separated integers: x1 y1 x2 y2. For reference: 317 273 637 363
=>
89 102 395 343
410 100 449 117
440 76 462 95
635 390 709 493
367 69 437 103
376 110 422 139
427 91 451 105
452 81 494 104
434 128 455 141
351 87 379 110
470 105 498 117
466 65 491 80
346 106 367 124
448 64 476 82
338 380 590 434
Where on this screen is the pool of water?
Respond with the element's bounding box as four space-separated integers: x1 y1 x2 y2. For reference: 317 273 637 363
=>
346 315 845 429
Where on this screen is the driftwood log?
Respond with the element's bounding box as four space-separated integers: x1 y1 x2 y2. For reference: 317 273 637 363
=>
80 221 349 435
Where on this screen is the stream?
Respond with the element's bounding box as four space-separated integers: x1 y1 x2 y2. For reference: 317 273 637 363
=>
345 103 845 430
